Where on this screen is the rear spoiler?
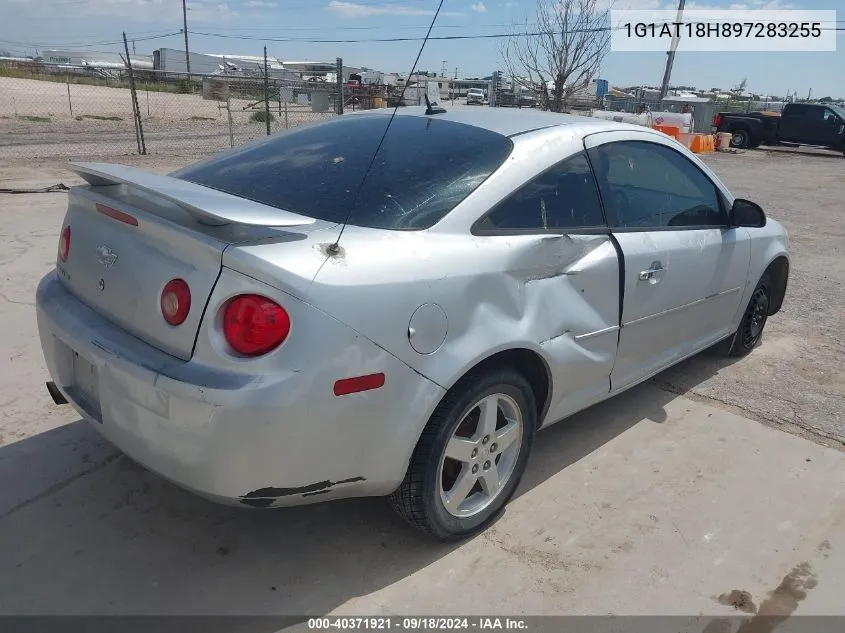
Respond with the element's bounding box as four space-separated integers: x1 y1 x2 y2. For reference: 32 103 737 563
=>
68 162 316 227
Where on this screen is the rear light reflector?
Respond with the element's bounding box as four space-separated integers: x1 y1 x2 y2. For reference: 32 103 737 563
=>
160 278 191 326
223 294 291 356
96 203 139 227
334 373 385 396
58 225 71 263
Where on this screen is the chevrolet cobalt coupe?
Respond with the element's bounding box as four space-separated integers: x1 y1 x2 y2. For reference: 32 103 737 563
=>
37 108 789 539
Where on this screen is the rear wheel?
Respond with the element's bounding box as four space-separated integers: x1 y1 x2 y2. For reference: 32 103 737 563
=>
730 128 751 149
716 274 772 357
390 367 536 540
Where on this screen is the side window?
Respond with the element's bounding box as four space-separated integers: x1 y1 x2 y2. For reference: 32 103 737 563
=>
587 141 726 229
822 109 839 124
477 152 605 232
785 104 809 118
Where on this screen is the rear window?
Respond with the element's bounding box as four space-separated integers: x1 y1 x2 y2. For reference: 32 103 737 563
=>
173 114 513 230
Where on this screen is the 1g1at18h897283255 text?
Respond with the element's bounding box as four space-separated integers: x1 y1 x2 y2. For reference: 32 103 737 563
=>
610 9 837 52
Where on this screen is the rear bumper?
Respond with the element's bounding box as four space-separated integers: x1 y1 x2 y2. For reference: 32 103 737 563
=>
36 271 444 507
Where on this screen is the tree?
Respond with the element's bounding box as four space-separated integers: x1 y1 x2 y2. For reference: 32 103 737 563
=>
818 96 833 103
500 0 610 112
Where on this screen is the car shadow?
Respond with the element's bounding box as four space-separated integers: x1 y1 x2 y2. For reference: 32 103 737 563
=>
0 349 741 618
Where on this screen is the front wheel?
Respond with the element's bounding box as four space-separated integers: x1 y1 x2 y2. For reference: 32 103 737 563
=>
390 367 537 540
716 274 772 357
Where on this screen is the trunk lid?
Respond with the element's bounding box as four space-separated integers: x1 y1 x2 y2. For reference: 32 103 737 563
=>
58 162 326 360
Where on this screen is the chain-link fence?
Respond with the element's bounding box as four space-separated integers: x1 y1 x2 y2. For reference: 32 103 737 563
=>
0 57 346 159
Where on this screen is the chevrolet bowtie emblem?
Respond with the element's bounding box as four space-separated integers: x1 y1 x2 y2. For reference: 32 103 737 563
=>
96 245 118 268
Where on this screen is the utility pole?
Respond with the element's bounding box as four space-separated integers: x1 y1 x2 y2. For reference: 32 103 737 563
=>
182 0 191 76
659 0 685 101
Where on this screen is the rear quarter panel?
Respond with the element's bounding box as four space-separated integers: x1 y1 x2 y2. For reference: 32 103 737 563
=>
303 128 623 425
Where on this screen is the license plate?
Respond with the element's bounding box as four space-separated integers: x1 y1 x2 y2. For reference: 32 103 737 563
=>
71 350 102 422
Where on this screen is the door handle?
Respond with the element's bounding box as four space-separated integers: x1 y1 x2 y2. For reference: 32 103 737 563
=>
639 261 665 281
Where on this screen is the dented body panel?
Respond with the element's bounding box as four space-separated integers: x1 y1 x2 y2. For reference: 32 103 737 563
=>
36 108 789 508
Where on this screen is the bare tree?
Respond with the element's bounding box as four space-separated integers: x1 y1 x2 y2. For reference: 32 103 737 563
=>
501 0 610 112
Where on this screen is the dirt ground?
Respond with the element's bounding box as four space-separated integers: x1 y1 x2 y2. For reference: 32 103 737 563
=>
0 76 336 158
0 147 844 619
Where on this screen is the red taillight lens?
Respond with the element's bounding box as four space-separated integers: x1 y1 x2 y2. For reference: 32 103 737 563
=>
58 225 71 262
223 294 291 356
160 278 191 326
713 114 722 127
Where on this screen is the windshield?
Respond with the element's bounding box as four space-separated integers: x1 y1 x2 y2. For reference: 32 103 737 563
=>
829 104 845 120
174 114 513 231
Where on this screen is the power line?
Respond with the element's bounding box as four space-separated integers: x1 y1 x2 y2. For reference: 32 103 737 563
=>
175 22 523 32
188 25 845 44
188 27 611 43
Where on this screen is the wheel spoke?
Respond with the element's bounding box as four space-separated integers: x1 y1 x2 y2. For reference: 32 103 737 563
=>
477 395 499 437
444 467 477 512
495 421 520 451
478 464 501 497
444 437 477 463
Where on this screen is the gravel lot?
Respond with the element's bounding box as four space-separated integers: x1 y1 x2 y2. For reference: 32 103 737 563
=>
0 146 843 618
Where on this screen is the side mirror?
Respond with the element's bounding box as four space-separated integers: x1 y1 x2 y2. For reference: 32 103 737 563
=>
730 198 767 228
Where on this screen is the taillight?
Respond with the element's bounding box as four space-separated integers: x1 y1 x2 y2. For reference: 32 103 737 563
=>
223 294 291 356
160 278 191 326
713 114 722 127
58 225 71 262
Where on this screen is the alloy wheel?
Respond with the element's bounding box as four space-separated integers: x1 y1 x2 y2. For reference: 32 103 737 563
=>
438 393 524 518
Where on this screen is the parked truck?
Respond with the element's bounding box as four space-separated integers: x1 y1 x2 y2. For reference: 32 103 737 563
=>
712 102 845 156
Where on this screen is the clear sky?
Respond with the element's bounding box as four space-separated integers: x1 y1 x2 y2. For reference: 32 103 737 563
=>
1 0 842 98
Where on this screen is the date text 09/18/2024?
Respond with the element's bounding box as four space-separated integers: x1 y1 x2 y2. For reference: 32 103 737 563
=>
307 617 529 630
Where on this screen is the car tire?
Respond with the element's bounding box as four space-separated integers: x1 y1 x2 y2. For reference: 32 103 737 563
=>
730 128 751 149
715 273 772 357
390 366 537 540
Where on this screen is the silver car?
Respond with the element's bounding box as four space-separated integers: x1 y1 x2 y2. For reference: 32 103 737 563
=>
36 108 789 540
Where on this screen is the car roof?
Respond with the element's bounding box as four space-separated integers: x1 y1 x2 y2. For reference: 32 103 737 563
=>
390 105 625 138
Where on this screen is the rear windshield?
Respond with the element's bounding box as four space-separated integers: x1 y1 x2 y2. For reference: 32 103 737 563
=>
174 114 513 230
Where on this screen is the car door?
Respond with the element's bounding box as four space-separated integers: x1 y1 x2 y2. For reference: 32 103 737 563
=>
814 108 845 146
474 151 620 420
778 104 810 143
584 132 751 392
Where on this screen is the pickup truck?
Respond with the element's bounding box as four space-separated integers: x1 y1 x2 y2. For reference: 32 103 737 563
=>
466 88 486 105
712 102 845 156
